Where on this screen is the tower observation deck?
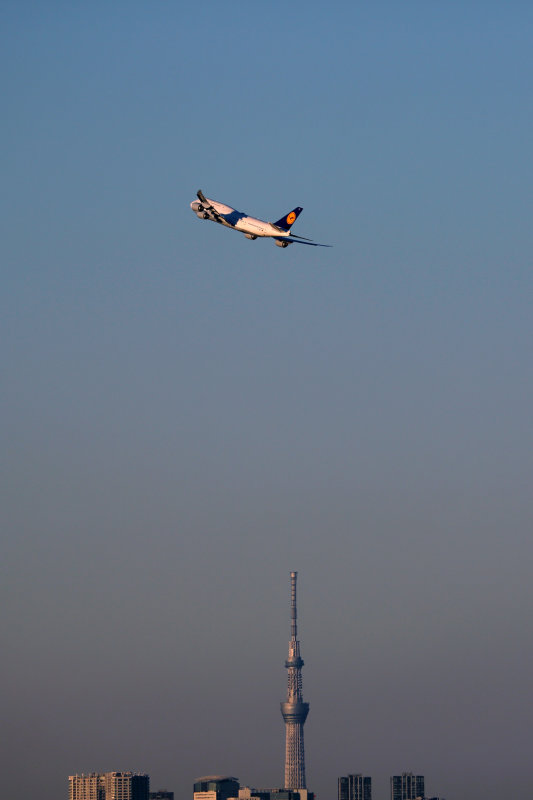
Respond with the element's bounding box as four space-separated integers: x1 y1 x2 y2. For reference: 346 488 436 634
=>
280 571 309 790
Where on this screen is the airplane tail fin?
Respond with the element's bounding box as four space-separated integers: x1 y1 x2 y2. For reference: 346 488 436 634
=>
273 206 303 231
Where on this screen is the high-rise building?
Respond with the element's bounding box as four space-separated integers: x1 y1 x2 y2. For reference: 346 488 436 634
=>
194 775 240 800
69 774 104 800
69 773 149 800
280 571 309 790
390 774 424 800
338 774 372 800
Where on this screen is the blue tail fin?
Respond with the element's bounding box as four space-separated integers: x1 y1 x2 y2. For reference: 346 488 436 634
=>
274 206 303 231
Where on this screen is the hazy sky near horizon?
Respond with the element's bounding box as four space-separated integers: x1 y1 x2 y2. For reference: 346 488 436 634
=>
2 3 533 800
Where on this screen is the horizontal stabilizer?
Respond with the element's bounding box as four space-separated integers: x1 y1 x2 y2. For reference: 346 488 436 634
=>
274 236 331 247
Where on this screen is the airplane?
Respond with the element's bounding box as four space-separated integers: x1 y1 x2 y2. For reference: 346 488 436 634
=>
190 190 331 248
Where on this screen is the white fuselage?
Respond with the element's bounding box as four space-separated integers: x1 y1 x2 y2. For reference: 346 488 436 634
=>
190 197 289 240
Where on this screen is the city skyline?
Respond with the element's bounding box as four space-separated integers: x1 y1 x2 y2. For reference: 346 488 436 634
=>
62 577 446 800
69 770 445 800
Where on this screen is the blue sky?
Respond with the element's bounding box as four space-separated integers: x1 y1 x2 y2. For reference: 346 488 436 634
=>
2 3 533 800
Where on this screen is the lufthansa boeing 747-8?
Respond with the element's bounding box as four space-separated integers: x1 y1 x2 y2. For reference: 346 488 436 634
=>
190 190 331 248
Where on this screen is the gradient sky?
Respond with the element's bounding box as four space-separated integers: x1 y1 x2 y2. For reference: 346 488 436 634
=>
2 3 533 800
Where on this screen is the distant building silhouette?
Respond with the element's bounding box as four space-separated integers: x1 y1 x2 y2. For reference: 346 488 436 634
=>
338 774 371 800
194 776 240 800
237 786 314 800
390 774 424 800
69 772 149 800
150 793 174 800
193 778 314 800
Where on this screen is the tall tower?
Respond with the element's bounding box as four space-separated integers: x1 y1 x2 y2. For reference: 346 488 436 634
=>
280 571 309 790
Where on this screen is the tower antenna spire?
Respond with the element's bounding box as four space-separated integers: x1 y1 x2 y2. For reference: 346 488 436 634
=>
281 571 309 790
290 570 298 640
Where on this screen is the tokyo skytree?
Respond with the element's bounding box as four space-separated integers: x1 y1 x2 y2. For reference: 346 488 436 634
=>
280 571 309 790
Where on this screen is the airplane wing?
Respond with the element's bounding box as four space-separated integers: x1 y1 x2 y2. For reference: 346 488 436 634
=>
274 236 332 247
197 189 227 224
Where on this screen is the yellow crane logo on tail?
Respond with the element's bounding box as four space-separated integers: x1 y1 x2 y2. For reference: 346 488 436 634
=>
286 211 297 226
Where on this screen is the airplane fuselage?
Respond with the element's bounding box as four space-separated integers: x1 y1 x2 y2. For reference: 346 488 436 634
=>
190 197 289 241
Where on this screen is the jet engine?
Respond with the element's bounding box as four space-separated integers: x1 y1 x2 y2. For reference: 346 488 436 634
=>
245 234 257 240
275 239 291 247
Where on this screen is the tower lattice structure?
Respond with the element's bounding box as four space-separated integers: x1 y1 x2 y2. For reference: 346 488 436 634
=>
280 571 309 790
